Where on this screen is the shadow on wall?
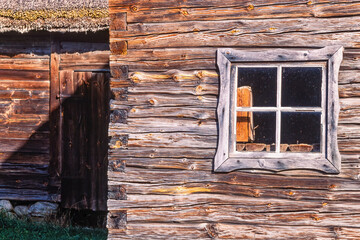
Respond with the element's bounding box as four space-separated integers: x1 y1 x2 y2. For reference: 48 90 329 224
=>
0 31 110 219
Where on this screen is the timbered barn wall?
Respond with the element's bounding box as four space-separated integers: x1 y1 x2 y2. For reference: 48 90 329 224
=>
108 1 360 239
0 34 52 201
0 32 109 204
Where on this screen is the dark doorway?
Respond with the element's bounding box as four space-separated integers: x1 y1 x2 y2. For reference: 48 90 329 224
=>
57 70 110 211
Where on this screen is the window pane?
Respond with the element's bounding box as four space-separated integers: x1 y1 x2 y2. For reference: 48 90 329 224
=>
238 68 277 107
236 112 276 152
281 112 321 152
281 67 322 107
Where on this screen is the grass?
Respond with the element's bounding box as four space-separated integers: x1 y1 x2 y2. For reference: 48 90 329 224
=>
0 212 107 240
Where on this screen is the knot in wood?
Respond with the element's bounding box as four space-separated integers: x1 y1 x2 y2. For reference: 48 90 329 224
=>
130 5 138 12
196 71 204 79
247 4 254 10
180 9 189 16
195 85 203 94
148 98 157 105
172 74 180 81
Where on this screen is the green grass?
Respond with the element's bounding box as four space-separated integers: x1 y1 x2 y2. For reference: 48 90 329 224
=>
0 213 107 240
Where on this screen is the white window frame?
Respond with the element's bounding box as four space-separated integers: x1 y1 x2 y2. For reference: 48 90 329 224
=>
215 46 343 173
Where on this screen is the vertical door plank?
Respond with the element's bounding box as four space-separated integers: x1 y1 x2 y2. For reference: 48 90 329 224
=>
49 41 61 192
60 70 109 211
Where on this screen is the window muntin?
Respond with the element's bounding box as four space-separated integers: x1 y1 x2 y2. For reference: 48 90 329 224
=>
232 63 326 157
214 46 343 173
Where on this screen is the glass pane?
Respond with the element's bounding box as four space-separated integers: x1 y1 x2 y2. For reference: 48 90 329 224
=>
281 112 321 152
236 112 276 152
238 67 277 107
282 67 322 107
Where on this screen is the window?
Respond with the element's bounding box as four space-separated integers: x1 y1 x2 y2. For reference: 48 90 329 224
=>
215 46 343 173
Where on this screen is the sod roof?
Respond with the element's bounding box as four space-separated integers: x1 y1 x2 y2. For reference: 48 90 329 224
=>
0 0 109 33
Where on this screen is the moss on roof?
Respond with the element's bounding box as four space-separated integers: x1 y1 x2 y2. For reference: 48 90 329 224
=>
0 0 109 32
0 8 108 21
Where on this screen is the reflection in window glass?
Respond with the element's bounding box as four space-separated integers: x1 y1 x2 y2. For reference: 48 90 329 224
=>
236 112 276 152
238 68 277 107
282 67 322 107
281 112 321 152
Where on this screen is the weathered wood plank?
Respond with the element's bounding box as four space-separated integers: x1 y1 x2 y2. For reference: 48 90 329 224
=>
111 94 217 107
110 133 217 149
109 223 342 240
0 139 49 153
0 59 49 70
121 205 360 227
0 81 49 90
114 16 360 38
13 99 49 114
109 147 216 159
118 2 360 24
109 0 360 12
108 168 360 190
111 118 216 134
109 193 360 212
127 107 216 120
0 188 58 202
0 152 49 164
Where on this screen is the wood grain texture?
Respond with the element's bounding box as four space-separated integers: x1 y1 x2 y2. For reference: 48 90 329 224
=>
109 1 360 238
0 33 110 204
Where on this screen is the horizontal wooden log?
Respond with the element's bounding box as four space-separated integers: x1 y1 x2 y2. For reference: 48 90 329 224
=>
0 188 59 202
0 114 48 127
113 30 360 49
339 70 360 85
116 2 360 26
112 59 216 71
114 16 360 38
108 168 360 190
339 84 360 98
109 222 347 239
0 81 49 90
110 0 360 12
338 124 360 139
128 84 218 96
109 147 216 159
0 130 49 140
214 223 358 239
109 193 360 212
112 157 212 172
0 163 48 175
111 133 217 149
109 180 360 202
0 70 48 81
0 59 49 70
121 204 360 227
340 98 360 124
60 51 110 64
111 94 217 107
0 90 49 100
127 106 216 120
111 118 216 134
0 152 49 164
0 139 49 153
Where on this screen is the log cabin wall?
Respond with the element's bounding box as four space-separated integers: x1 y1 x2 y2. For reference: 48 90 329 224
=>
108 1 360 239
0 31 109 204
0 33 53 201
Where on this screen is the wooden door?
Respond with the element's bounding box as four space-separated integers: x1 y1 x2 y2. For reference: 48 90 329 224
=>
59 70 109 211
